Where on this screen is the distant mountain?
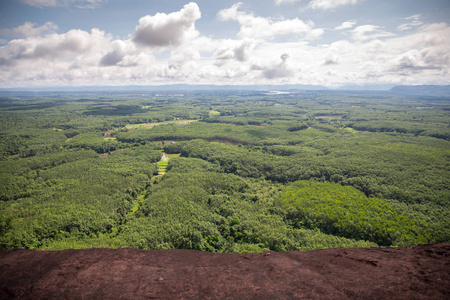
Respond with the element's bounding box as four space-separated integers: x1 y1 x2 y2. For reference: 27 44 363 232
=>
389 85 450 96
336 84 398 91
2 84 449 95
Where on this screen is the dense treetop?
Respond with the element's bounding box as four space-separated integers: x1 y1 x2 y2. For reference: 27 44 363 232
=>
0 90 448 251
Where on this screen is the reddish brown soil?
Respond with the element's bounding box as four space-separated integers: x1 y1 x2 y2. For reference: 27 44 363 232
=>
1 244 449 299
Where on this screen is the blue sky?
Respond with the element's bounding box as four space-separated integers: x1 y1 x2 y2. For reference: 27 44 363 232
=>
0 0 449 87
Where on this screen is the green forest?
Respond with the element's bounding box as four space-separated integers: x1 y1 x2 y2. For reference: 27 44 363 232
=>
0 90 449 252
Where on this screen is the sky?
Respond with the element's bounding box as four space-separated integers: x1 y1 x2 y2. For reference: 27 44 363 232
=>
0 0 449 87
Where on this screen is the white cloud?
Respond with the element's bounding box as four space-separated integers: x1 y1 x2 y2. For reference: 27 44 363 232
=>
132 2 201 48
20 0 105 8
11 22 58 37
393 49 440 71
0 28 111 68
218 3 323 40
168 48 200 70
275 0 359 9
0 27 119 86
351 25 395 41
405 14 421 20
213 38 255 66
335 21 356 30
389 23 450 73
20 0 59 7
99 40 138 67
275 0 302 5
75 0 104 9
1 3 450 87
397 14 423 31
323 54 339 65
262 53 294 79
308 0 359 10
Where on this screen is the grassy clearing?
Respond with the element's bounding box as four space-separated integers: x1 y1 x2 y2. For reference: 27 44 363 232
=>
125 119 198 130
157 159 168 175
157 153 180 176
209 110 221 117
130 201 140 215
344 127 357 133
128 194 145 217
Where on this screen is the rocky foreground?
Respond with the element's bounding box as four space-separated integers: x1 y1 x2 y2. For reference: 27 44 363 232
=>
1 244 449 299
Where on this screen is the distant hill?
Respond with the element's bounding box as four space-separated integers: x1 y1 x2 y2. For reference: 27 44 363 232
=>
389 85 450 96
2 84 450 95
336 84 397 91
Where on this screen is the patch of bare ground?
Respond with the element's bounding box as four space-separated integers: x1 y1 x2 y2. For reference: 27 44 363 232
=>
103 129 118 137
1 244 449 299
176 121 192 125
103 136 116 141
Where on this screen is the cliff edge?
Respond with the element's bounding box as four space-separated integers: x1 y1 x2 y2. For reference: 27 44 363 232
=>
1 244 449 299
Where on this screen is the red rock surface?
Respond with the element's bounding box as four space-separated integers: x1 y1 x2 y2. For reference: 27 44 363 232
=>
1 244 449 299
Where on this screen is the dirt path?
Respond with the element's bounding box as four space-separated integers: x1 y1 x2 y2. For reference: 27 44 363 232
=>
1 244 448 299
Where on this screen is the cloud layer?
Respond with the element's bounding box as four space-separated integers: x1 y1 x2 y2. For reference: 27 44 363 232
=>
308 0 359 10
218 2 323 40
20 0 105 8
275 0 360 9
1 2 449 87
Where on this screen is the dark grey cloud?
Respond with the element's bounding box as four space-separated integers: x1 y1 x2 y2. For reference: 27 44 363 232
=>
393 48 448 72
214 39 254 66
234 42 250 62
262 53 294 79
323 54 339 65
100 50 124 66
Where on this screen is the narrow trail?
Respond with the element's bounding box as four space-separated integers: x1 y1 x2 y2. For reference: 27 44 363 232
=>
128 152 180 218
128 152 171 218
157 152 169 176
